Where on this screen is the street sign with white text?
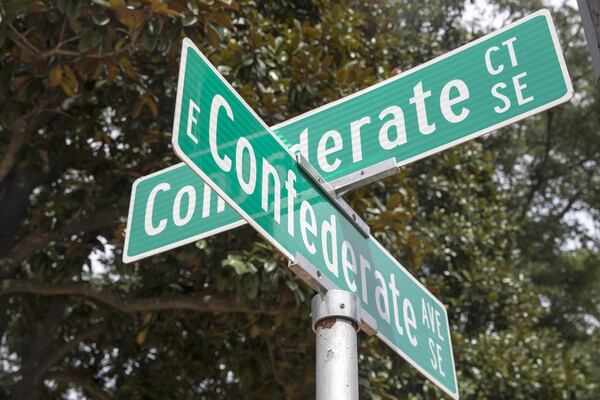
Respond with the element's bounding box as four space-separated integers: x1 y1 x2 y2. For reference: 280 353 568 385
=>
123 165 244 262
171 37 459 398
124 10 572 264
276 9 572 180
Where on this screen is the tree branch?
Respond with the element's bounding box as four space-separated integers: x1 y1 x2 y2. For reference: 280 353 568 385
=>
0 109 41 185
36 324 104 383
8 18 138 61
550 170 594 222
46 370 114 400
0 280 282 315
519 111 554 220
6 22 41 56
0 206 125 278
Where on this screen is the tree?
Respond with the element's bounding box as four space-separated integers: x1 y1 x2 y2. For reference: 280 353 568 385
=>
483 1 600 394
0 0 596 399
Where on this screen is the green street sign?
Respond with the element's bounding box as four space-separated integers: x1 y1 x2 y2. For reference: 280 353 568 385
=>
171 37 459 398
123 165 244 263
276 9 572 181
123 10 572 264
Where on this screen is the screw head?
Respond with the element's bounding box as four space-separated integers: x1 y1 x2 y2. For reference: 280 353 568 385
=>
340 303 345 309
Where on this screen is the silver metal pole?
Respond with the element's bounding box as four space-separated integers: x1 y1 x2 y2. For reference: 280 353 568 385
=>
312 290 360 400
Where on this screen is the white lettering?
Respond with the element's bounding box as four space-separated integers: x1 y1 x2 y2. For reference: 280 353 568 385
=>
144 183 170 236
173 185 196 227
491 82 511 113
186 100 200 144
429 338 438 370
513 72 534 105
209 95 234 172
317 130 343 173
235 137 257 195
435 309 444 342
440 79 470 123
502 37 518 67
202 184 212 218
422 298 431 330
404 298 418 347
359 255 372 305
350 117 370 162
289 127 309 159
285 170 297 236
321 215 339 277
300 200 317 254
374 270 391 324
485 46 503 75
389 273 404 335
217 196 225 213
427 302 436 333
341 240 357 292
261 159 281 223
429 339 446 377
378 105 407 150
409 81 436 135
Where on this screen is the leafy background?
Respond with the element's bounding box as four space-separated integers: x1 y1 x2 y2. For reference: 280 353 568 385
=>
0 0 598 399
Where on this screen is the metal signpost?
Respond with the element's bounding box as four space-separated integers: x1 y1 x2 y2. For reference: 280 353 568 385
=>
124 10 572 264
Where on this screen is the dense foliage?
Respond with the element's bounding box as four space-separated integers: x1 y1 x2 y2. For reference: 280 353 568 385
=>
0 0 597 399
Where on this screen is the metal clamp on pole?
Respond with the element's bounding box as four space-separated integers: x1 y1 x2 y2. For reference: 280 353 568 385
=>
290 253 379 336
312 290 360 400
295 154 370 238
311 290 361 333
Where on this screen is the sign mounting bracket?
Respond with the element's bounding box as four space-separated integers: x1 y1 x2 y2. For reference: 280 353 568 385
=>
331 158 399 196
295 154 370 238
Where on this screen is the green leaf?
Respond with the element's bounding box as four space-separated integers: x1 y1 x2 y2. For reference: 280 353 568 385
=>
92 10 110 26
241 55 253 67
285 280 298 292
147 18 161 35
222 255 257 275
136 328 148 345
274 36 283 50
181 12 198 27
278 51 289 63
142 29 158 52
57 0 81 20
263 260 276 273
79 30 103 53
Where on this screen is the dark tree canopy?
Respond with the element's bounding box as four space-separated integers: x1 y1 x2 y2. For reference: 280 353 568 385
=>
0 1 598 399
